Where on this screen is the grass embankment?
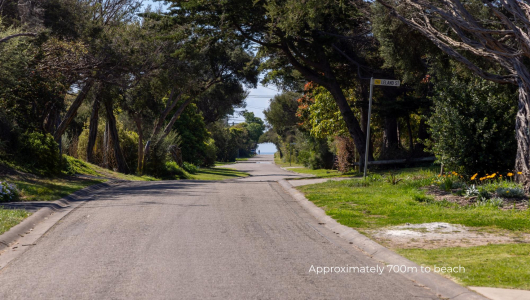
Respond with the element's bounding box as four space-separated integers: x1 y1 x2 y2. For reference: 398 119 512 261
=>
193 167 249 180
0 156 157 235
273 154 358 178
398 244 530 290
298 167 530 289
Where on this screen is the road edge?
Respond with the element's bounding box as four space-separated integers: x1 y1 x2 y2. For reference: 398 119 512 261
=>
278 179 489 300
0 180 125 253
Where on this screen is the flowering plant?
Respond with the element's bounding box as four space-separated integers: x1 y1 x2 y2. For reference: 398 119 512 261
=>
0 181 19 202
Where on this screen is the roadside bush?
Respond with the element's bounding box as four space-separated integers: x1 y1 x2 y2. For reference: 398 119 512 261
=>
0 181 19 202
18 131 64 175
202 138 217 167
182 162 198 174
143 131 181 178
427 76 517 175
164 161 192 179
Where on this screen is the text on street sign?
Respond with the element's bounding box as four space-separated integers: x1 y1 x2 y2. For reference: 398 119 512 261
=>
373 79 400 87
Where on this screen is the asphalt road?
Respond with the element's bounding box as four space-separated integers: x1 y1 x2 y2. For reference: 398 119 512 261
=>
0 155 439 299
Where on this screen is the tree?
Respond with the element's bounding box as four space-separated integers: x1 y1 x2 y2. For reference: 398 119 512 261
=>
241 111 265 144
168 0 375 163
378 0 530 187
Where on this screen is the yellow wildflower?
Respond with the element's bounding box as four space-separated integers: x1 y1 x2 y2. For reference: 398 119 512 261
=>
508 172 514 177
518 172 522 175
471 173 478 180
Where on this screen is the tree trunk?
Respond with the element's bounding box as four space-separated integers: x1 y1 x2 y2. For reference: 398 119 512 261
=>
104 100 129 173
327 80 373 163
161 97 194 137
142 140 150 172
87 96 101 163
103 121 109 168
515 82 530 190
382 115 399 156
406 115 414 152
280 43 372 164
133 114 144 174
54 78 95 142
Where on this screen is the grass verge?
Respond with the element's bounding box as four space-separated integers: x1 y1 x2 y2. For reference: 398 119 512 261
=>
398 244 530 290
297 167 530 289
193 167 249 180
273 153 358 178
0 209 31 236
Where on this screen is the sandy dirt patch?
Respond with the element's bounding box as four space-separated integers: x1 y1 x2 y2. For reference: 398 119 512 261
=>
366 222 530 249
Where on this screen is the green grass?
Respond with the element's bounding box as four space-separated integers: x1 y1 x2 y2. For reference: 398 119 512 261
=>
0 209 31 235
298 166 530 289
214 161 236 166
192 167 249 180
288 168 358 178
398 244 530 289
273 154 305 168
64 156 157 181
273 152 358 178
6 177 105 202
298 168 530 231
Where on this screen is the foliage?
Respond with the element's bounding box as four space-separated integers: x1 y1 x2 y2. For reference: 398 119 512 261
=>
496 187 525 198
0 181 19 202
143 131 182 178
298 167 530 232
77 120 139 171
426 63 517 176
174 103 212 166
465 185 479 197
182 162 198 174
164 161 192 179
475 197 503 208
18 131 64 175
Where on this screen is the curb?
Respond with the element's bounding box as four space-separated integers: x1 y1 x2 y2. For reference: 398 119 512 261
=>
0 180 126 253
278 179 489 300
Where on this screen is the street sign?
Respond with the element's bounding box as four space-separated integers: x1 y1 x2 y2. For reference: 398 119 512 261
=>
363 77 400 179
373 79 400 87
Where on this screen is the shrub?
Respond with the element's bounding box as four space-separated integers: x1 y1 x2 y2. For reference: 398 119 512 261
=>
427 76 517 175
496 187 525 198
143 131 181 178
464 185 479 197
182 162 198 174
164 161 192 179
0 181 19 202
18 131 64 175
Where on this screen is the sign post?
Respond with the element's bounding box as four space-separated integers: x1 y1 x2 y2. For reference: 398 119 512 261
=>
363 78 400 178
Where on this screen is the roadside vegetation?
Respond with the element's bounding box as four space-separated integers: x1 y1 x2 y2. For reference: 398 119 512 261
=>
298 167 530 289
274 154 356 178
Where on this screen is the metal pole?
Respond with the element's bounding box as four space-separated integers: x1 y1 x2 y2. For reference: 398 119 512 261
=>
363 77 374 178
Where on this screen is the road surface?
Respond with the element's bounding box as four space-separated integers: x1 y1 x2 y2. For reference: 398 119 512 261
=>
0 155 438 299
